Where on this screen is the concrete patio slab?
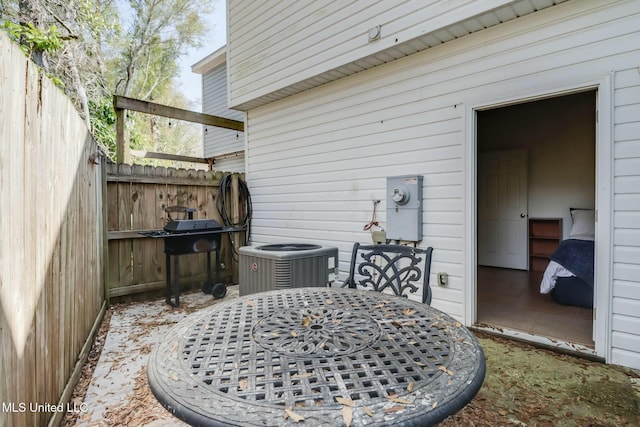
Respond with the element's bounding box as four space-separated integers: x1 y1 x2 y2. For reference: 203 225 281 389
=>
66 286 240 426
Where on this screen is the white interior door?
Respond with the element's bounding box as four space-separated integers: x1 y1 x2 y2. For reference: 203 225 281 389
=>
478 149 528 270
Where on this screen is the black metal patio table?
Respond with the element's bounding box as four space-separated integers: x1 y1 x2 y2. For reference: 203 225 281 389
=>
148 287 485 426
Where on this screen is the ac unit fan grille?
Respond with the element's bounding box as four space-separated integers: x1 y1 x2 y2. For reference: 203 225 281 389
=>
274 260 292 290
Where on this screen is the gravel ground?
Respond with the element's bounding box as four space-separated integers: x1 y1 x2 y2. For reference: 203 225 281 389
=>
61 287 640 427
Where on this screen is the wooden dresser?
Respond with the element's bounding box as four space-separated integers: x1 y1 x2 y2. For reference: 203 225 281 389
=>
528 218 563 272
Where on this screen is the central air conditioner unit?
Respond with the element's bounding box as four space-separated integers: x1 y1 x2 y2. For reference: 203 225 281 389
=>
239 243 339 296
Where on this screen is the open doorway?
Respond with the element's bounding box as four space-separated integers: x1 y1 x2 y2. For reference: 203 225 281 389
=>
475 90 596 347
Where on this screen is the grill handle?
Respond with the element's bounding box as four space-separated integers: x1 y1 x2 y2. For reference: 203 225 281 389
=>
166 206 197 220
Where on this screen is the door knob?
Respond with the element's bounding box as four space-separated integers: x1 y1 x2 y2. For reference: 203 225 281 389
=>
520 213 526 218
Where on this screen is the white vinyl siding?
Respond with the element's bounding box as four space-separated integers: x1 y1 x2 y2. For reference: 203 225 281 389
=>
213 156 245 173
202 64 244 162
610 65 640 368
227 0 531 109
243 0 640 367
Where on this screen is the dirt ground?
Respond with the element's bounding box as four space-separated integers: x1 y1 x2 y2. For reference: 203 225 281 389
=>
62 289 640 427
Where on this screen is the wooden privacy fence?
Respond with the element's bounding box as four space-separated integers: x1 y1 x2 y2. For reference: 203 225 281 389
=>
0 31 105 427
106 163 247 300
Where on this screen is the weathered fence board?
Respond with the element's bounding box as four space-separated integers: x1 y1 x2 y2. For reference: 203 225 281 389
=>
0 30 246 427
0 31 105 427
106 164 245 300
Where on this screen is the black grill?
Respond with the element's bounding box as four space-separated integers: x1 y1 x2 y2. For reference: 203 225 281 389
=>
164 219 223 233
141 218 244 307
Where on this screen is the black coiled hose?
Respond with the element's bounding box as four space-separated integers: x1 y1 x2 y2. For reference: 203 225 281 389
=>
217 174 252 257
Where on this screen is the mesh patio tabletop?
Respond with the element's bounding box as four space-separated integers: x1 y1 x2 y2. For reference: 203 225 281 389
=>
148 287 485 426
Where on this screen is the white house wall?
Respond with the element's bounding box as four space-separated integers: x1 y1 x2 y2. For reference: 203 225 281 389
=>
226 0 551 110
213 156 246 173
202 64 245 163
242 0 640 368
611 66 640 369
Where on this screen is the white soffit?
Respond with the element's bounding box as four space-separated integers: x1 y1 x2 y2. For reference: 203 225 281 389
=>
237 0 569 110
192 45 227 75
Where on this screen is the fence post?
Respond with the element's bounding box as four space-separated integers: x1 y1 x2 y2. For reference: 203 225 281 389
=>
114 98 131 165
101 155 110 306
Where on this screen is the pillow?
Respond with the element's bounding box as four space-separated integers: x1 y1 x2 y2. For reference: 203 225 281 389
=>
569 209 595 241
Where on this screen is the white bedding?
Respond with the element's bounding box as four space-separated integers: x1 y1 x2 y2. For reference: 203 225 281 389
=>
540 260 574 294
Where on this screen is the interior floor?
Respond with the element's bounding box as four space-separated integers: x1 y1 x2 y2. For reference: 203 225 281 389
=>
476 266 593 347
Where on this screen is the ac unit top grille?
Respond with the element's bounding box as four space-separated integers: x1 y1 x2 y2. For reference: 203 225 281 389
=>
258 243 321 252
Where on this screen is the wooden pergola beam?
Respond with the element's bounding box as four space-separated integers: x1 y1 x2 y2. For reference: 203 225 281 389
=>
114 96 244 131
129 149 246 169
131 150 209 164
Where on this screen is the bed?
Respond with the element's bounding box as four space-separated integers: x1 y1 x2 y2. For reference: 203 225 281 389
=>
540 209 595 308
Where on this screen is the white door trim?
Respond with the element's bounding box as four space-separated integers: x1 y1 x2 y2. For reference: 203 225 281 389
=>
464 78 612 361
594 74 613 360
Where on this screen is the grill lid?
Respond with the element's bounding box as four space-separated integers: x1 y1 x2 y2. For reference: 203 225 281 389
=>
257 243 321 252
164 219 223 233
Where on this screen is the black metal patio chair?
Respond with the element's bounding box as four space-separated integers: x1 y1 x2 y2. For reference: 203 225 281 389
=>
344 243 434 304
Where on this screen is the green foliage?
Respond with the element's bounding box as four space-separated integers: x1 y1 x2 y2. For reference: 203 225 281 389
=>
46 72 65 90
88 98 117 160
2 21 62 55
2 0 212 166
115 0 210 101
77 0 121 40
2 20 66 88
126 112 146 151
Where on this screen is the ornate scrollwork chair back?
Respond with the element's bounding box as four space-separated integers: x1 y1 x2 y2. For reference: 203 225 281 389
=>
344 243 434 305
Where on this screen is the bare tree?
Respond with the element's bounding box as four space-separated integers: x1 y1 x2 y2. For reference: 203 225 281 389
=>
114 0 209 100
2 0 211 160
112 0 210 162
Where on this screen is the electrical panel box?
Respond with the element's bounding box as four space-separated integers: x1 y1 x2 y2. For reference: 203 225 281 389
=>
386 175 423 241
